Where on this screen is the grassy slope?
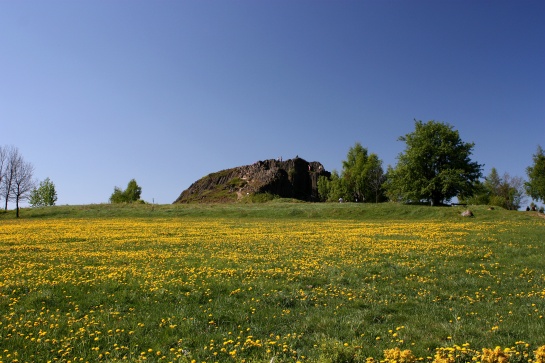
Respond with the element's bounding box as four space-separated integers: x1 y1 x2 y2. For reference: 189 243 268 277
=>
1 202 544 363
1 201 541 222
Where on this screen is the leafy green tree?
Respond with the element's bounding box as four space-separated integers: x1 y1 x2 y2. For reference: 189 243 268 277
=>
525 145 545 202
317 175 331 202
460 168 526 210
318 171 349 202
328 170 349 202
109 187 126 203
318 143 386 202
495 172 525 210
124 179 142 202
484 167 502 197
385 120 482 205
29 177 58 207
109 179 142 203
341 143 369 201
340 142 386 202
458 180 489 205
366 154 387 203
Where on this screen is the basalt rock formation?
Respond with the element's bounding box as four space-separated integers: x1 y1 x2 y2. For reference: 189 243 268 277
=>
173 157 330 203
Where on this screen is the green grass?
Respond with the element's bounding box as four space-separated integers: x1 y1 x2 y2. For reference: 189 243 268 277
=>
1 201 539 221
1 202 544 363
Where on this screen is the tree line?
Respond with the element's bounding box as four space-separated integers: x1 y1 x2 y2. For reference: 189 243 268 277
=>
3 121 544 215
317 120 545 210
0 145 57 218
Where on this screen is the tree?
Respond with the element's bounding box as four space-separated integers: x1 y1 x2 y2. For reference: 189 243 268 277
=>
484 167 502 197
109 179 142 203
10 154 35 218
29 177 58 207
525 145 545 203
317 143 386 203
124 179 142 202
460 168 526 210
340 142 386 202
341 142 369 202
366 154 387 203
1 146 19 210
329 170 349 202
0 146 7 209
497 173 525 210
385 120 482 205
317 175 331 202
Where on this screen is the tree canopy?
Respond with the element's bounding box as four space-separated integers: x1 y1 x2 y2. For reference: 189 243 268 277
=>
525 145 545 203
385 120 482 206
318 142 386 203
29 177 58 207
109 179 142 203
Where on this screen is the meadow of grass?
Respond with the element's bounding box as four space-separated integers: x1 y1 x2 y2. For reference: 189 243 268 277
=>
0 203 544 363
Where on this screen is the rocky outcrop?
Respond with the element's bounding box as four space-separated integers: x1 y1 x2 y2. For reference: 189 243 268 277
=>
173 157 330 203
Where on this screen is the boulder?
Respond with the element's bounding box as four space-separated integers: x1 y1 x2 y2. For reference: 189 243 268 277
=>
461 210 474 217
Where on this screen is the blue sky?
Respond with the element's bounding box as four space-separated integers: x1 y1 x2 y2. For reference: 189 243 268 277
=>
1 0 544 206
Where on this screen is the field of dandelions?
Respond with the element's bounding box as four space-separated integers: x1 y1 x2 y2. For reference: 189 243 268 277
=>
1 207 544 363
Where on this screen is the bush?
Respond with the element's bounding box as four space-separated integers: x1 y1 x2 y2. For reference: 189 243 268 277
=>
109 179 142 203
29 178 57 207
249 192 278 203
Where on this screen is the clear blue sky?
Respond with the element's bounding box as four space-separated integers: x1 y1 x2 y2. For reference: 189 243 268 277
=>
1 0 544 206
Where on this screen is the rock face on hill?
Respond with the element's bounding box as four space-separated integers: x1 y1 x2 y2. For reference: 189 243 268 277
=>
173 157 330 203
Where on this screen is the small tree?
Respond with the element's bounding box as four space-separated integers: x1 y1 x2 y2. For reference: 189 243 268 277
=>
525 145 545 203
366 154 387 203
11 156 35 218
334 142 387 203
327 171 349 202
317 175 331 202
460 168 526 210
341 142 369 201
29 178 58 207
1 146 19 211
109 179 142 203
0 146 7 209
124 179 142 202
318 170 349 202
496 173 526 210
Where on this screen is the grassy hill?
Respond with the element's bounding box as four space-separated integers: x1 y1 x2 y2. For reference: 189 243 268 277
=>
1 200 541 222
1 202 544 362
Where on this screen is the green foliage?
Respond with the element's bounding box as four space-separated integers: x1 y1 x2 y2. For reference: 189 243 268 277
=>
29 177 57 207
328 171 349 202
317 175 331 202
249 192 278 203
319 143 386 203
341 143 386 202
485 167 502 196
385 120 482 205
227 177 246 189
109 179 142 203
496 173 526 210
458 180 489 205
462 168 526 210
525 145 545 202
366 153 387 203
341 142 370 201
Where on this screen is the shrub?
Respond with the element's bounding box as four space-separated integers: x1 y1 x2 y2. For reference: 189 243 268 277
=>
250 192 278 203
